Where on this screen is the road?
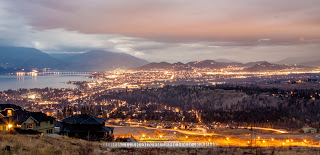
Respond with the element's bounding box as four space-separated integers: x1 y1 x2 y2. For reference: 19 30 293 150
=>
238 126 288 134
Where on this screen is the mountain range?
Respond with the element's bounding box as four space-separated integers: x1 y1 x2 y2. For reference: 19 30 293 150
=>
274 57 320 67
0 46 318 73
0 47 148 72
63 50 148 71
135 60 314 72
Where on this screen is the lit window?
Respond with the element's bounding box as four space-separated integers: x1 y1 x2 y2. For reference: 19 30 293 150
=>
26 123 33 129
7 110 12 116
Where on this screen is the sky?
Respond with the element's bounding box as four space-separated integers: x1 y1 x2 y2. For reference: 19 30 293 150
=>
0 0 319 63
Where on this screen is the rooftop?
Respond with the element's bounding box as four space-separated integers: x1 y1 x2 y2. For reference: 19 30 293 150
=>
62 114 106 125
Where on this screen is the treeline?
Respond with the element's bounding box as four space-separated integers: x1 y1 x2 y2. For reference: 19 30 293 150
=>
105 85 320 129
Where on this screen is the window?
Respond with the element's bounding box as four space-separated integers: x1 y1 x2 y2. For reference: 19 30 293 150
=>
50 120 53 124
7 110 12 116
26 123 33 129
46 129 53 134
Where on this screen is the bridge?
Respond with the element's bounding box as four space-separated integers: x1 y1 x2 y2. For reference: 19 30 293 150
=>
16 71 93 76
36 72 92 75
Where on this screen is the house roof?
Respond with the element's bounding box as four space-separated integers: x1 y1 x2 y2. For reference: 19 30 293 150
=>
29 112 55 122
0 104 22 111
61 126 114 133
62 114 106 125
0 104 55 125
14 112 55 125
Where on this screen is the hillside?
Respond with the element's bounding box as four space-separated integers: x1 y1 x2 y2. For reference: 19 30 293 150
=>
135 62 177 70
134 60 312 72
275 57 320 65
213 58 238 63
1 134 318 155
0 134 100 155
244 62 285 72
0 47 149 72
66 50 148 71
300 60 320 67
135 60 244 70
0 47 62 71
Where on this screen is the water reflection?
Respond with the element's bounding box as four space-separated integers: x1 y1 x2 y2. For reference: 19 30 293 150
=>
0 74 93 91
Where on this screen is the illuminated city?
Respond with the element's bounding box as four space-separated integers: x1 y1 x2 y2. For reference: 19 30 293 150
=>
1 0 320 154
1 67 320 150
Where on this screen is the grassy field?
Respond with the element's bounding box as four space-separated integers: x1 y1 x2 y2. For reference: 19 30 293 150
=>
107 147 320 155
1 133 320 155
0 134 99 155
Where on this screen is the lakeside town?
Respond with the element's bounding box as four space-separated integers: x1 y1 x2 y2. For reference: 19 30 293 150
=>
2 0 320 154
1 69 320 150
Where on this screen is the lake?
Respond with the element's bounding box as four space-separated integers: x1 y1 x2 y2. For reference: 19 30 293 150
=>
0 74 94 91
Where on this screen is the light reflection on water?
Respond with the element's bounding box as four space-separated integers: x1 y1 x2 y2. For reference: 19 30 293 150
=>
0 74 93 91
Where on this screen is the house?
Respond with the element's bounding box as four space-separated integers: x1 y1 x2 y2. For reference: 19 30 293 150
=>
301 126 317 133
18 112 56 134
0 104 25 133
60 114 114 141
0 104 55 135
0 118 10 132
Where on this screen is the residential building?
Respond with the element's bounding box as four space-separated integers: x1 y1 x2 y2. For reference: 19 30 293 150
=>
60 114 114 141
0 104 55 135
301 125 317 133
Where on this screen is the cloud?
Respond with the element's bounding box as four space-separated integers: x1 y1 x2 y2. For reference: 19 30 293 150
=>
0 0 319 63
6 0 320 44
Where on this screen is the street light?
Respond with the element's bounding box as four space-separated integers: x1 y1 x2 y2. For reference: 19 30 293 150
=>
8 124 13 130
7 124 13 134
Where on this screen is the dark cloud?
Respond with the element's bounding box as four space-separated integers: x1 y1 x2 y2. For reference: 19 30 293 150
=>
6 0 320 44
0 0 319 63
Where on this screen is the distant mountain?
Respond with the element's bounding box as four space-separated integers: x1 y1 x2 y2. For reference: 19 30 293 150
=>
0 47 149 72
135 60 244 70
135 62 174 70
49 53 79 62
187 60 225 68
186 60 244 68
245 61 270 67
300 60 320 67
0 46 62 71
135 60 313 72
65 50 148 71
275 57 320 65
244 62 284 72
213 58 238 63
244 61 315 72
1 46 316 73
